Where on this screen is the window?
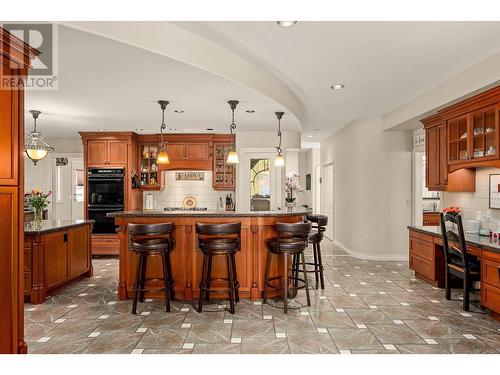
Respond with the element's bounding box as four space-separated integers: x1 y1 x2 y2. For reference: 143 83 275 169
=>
250 158 271 211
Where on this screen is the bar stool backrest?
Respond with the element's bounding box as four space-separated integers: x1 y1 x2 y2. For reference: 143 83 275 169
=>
276 221 311 250
196 222 241 249
439 213 470 272
128 223 175 250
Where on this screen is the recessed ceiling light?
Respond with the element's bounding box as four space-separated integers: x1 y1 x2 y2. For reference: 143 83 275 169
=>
174 110 184 113
246 110 255 113
168 128 178 131
135 128 144 131
277 21 298 27
206 128 214 131
331 84 345 90
313 128 321 132
98 128 105 131
307 135 313 138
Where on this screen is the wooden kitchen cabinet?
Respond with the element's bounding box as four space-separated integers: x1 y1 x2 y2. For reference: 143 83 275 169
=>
186 142 210 160
422 212 440 226
86 139 127 166
158 135 213 170
213 136 236 190
138 143 163 190
167 143 186 161
24 221 93 304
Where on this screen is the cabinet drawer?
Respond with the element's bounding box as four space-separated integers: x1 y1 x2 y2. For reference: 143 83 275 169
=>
481 258 500 288
409 253 434 280
481 282 500 314
423 213 440 226
409 230 434 242
482 249 500 263
409 237 434 261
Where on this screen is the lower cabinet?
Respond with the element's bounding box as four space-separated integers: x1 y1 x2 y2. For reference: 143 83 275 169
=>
408 230 444 287
24 223 92 304
92 234 120 256
423 212 440 226
481 251 500 316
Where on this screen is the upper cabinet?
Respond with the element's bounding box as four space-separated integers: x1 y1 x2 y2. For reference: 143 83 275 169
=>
213 139 236 190
421 86 500 192
447 106 498 165
86 139 127 166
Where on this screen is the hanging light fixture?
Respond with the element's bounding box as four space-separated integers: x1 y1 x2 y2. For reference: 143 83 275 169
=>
227 100 240 164
156 100 170 164
274 111 285 167
25 110 54 165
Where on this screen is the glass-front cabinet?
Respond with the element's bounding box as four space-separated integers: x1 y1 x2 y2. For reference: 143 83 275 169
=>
213 142 235 190
447 105 498 165
138 143 163 190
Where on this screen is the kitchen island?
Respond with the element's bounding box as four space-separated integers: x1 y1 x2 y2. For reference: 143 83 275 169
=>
109 208 310 301
24 220 94 304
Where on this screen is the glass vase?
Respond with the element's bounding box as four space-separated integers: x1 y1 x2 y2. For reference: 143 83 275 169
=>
34 207 43 223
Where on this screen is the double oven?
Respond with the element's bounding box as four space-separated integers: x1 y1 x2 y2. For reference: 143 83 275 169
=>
87 168 124 234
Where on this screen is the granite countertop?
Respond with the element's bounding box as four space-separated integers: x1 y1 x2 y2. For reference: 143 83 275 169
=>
25 219 94 235
408 225 500 253
108 208 312 218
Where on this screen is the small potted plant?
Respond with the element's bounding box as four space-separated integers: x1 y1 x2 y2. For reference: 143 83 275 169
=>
27 189 51 224
285 172 304 208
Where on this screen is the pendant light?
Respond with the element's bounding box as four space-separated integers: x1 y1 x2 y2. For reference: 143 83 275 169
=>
156 100 170 164
226 100 240 164
274 111 285 167
25 110 54 165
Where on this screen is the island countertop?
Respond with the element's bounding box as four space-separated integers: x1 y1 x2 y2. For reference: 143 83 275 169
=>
108 208 311 218
24 219 94 235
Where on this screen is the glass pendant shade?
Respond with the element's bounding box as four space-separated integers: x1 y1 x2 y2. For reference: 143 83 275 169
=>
156 149 170 164
25 110 53 165
275 154 285 167
227 150 239 164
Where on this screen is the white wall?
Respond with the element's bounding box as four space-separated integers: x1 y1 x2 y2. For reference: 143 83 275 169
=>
443 167 500 227
321 116 413 260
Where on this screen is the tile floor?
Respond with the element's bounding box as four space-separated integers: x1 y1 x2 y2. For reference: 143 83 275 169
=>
25 240 500 354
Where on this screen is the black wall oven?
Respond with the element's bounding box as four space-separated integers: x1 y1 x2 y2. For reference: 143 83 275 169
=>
87 168 124 234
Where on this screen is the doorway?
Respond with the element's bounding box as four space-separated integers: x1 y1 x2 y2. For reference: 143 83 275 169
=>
322 163 334 240
53 155 84 220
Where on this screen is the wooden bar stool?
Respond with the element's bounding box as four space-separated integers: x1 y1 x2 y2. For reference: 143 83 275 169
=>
128 223 175 314
293 214 328 289
263 221 312 314
196 222 241 314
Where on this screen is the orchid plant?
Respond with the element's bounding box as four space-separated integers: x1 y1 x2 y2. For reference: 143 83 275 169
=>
285 172 304 203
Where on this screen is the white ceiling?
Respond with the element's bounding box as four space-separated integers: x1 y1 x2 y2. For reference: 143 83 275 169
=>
25 25 300 138
176 21 500 140
26 22 500 142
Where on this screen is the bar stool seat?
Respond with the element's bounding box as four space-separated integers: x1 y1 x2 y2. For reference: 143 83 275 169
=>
266 238 308 253
128 223 175 315
196 222 241 314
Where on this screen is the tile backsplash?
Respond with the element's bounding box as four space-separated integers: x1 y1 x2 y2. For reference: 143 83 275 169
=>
443 167 500 228
143 171 232 210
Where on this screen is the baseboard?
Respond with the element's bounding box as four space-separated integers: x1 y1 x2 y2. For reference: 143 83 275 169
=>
333 239 408 262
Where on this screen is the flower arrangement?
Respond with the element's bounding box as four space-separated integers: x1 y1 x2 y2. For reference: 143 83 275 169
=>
285 172 304 204
442 206 461 216
27 189 51 223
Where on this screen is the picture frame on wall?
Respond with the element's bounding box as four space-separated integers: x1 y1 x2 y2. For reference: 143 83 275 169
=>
489 174 500 209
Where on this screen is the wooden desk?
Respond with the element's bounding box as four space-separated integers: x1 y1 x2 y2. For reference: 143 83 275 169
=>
408 226 500 320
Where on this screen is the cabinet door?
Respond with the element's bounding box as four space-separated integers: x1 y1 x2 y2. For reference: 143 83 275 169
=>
108 140 128 165
470 106 497 161
447 115 470 164
87 141 108 165
438 124 448 188
168 143 186 161
43 232 70 289
69 226 90 278
425 126 440 190
186 142 209 160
